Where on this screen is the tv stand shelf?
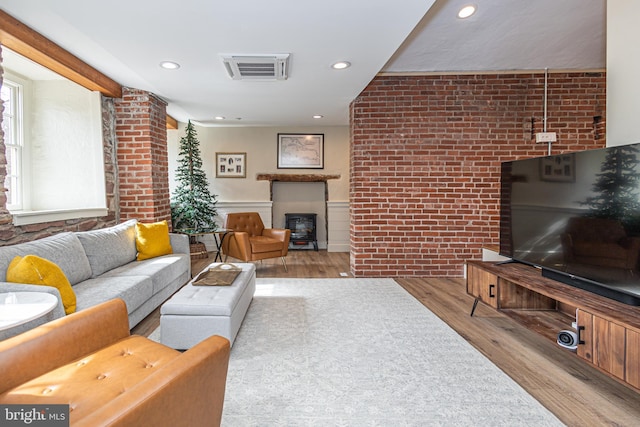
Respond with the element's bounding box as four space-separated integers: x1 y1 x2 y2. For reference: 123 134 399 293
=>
467 260 640 392
500 309 576 343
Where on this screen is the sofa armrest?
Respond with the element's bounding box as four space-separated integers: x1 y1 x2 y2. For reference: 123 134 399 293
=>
75 335 231 427
169 232 190 255
0 299 130 394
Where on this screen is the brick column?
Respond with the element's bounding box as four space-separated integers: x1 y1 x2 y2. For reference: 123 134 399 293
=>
114 88 171 224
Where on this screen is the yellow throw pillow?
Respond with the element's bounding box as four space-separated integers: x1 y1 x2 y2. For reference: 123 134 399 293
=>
6 255 76 315
135 220 173 261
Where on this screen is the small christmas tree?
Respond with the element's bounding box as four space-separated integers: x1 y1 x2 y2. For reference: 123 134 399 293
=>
171 120 218 231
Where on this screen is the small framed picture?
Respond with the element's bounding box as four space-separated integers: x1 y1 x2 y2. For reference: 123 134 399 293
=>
540 154 575 182
216 152 246 178
277 133 324 169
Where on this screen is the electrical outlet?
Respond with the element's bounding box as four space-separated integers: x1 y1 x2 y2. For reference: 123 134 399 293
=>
536 132 557 143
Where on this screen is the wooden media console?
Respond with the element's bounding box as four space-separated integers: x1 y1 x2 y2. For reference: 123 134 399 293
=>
466 260 640 392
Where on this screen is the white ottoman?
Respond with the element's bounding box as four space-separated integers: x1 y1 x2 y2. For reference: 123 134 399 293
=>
160 262 256 349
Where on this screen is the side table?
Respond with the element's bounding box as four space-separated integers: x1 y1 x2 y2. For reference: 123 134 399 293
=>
175 228 234 262
0 292 58 332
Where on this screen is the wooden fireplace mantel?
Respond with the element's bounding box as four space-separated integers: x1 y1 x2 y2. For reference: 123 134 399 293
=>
256 173 340 182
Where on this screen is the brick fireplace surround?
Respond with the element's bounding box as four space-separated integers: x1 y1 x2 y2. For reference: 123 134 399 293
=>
1 60 606 278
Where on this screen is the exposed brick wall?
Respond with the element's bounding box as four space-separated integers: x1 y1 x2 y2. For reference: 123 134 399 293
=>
350 72 606 277
114 88 171 225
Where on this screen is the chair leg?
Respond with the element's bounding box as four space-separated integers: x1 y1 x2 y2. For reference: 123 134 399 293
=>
281 256 288 272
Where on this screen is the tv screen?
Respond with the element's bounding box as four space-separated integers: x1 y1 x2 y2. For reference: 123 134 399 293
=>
500 142 640 305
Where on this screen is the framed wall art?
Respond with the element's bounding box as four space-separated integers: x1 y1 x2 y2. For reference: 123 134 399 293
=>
277 133 324 169
540 154 575 182
216 152 246 178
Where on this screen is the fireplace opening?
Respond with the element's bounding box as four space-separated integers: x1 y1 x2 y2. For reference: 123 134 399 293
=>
272 181 326 250
285 213 318 251
261 174 340 251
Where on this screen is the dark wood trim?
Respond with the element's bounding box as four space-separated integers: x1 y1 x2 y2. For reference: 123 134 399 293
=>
0 9 122 98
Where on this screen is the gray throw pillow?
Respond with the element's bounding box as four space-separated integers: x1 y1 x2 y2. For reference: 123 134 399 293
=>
76 219 138 277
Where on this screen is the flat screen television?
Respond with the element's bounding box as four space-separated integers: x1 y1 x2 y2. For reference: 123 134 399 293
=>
500 142 640 305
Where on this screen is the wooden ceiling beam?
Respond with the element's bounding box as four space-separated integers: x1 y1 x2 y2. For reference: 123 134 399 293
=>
0 9 122 98
166 115 178 130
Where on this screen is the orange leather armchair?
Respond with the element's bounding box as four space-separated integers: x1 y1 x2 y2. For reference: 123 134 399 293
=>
0 299 230 427
222 212 291 271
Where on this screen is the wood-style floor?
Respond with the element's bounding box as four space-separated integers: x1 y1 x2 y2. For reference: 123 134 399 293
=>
132 250 640 426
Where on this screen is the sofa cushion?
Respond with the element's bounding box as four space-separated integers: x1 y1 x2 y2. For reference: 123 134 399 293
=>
72 276 154 314
0 232 92 286
135 221 173 261
76 219 138 278
102 253 190 295
6 255 77 315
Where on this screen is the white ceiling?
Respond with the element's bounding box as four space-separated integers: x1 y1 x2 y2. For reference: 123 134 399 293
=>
0 0 606 127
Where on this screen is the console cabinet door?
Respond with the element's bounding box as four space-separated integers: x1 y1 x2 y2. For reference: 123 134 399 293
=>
626 329 640 389
577 309 626 382
467 264 498 309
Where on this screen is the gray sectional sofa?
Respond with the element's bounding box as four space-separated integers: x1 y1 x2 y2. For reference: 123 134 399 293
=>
0 219 191 340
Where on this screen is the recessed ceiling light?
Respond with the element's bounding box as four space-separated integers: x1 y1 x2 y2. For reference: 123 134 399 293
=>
457 5 477 19
332 61 351 70
160 61 180 70
313 115 323 119
214 116 225 120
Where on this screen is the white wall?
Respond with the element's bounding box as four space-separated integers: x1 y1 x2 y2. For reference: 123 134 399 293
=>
167 123 350 251
607 1 640 146
30 81 105 210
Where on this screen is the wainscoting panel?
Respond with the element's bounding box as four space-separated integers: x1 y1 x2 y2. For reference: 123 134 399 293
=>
327 201 349 252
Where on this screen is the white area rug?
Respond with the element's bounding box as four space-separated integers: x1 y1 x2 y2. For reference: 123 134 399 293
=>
221 278 561 426
150 278 562 425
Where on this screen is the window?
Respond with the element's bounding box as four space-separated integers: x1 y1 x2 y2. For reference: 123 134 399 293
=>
1 79 23 210
1 48 108 225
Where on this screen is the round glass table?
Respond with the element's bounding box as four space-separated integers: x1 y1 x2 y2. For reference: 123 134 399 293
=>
0 291 58 331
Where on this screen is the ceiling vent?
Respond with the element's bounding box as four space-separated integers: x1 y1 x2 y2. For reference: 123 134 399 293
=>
221 54 290 80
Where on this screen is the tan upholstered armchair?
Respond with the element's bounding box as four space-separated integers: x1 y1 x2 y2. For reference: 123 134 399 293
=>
222 212 291 271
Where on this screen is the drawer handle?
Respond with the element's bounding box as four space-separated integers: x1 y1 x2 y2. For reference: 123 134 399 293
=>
489 284 496 298
577 325 585 345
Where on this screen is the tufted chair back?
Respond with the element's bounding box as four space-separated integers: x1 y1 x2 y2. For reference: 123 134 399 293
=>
225 212 265 237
